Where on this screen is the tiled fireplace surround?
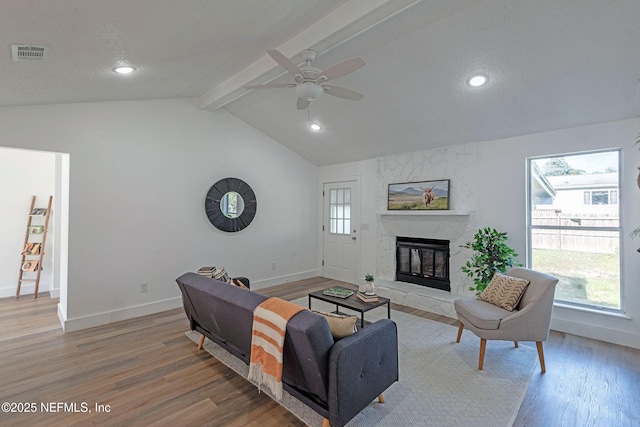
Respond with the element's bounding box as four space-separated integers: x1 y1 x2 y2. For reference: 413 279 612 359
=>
374 143 477 318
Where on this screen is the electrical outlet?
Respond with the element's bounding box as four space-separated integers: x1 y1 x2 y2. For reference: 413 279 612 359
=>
140 283 148 293
271 262 276 270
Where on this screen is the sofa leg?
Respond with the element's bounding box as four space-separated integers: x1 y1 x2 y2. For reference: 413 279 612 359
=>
536 341 546 373
478 338 486 370
322 417 331 427
378 394 385 403
514 341 519 348
197 334 205 350
456 322 464 343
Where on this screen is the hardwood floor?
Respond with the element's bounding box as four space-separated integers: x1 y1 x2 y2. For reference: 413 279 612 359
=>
1 278 639 426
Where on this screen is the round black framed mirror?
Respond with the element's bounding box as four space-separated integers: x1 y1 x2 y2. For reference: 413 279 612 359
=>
205 178 256 232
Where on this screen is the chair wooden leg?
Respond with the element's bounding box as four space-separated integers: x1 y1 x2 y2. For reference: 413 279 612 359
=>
197 334 205 350
456 322 464 343
536 341 546 373
478 338 486 370
514 341 519 348
322 418 331 427
378 394 385 403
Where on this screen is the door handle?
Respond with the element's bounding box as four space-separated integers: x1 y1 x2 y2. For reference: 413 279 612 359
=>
352 236 357 240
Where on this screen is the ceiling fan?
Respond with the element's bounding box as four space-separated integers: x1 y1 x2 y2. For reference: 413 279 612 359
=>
245 49 365 110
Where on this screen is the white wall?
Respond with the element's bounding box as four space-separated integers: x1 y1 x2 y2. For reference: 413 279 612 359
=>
0 147 55 297
0 99 318 331
319 117 640 349
478 117 640 349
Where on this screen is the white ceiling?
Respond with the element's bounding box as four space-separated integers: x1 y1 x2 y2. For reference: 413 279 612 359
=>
2 0 640 166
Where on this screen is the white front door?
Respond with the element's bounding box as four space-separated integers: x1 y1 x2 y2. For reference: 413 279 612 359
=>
323 181 359 284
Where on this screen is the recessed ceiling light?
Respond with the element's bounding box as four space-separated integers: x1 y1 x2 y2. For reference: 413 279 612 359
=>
468 74 488 87
310 122 322 132
113 66 135 74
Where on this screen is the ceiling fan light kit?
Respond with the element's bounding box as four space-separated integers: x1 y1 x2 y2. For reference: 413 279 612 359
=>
245 49 365 110
296 81 324 100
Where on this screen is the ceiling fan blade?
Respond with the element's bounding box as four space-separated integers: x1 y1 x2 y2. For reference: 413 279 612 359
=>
317 57 365 82
266 49 302 76
323 85 364 101
296 97 310 110
245 83 296 90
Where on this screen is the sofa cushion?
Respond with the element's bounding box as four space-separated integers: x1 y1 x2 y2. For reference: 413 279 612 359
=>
479 272 529 311
454 298 514 330
313 310 358 339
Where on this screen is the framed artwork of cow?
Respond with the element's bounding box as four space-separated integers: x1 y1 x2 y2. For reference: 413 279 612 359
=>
387 179 450 210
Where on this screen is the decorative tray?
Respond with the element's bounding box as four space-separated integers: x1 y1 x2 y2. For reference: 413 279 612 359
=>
322 287 354 298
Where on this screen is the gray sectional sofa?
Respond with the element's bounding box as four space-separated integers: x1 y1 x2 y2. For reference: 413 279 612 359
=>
176 272 399 427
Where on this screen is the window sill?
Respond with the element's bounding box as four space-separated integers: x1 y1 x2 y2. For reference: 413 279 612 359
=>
553 302 632 321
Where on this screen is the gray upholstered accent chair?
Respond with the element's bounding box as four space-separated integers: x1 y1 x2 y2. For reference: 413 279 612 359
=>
454 267 559 372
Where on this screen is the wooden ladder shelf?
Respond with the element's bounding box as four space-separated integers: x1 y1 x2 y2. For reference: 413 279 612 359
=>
16 195 53 299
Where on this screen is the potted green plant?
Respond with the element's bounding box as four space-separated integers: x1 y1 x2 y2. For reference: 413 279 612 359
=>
461 227 521 295
364 274 375 295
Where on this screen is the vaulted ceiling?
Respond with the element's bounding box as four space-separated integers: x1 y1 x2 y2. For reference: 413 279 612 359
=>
2 0 639 165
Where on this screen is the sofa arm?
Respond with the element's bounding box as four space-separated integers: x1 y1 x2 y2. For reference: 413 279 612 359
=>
327 319 398 427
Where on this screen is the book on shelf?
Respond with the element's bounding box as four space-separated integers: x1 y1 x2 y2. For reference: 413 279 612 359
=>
29 225 44 234
22 260 40 272
30 208 47 216
357 292 379 303
197 266 216 276
22 242 41 255
322 287 354 298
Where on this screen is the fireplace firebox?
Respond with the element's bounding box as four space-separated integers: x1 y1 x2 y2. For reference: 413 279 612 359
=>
396 237 450 292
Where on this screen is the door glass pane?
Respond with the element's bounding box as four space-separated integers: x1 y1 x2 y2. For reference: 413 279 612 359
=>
329 188 351 235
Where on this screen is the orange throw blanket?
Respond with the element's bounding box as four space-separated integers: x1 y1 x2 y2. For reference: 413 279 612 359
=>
248 297 306 400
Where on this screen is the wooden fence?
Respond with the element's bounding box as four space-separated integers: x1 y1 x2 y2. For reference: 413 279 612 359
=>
531 209 619 254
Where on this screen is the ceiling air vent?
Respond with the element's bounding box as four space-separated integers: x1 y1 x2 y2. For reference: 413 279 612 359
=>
11 44 50 61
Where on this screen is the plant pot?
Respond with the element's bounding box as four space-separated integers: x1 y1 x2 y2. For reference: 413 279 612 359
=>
365 281 375 295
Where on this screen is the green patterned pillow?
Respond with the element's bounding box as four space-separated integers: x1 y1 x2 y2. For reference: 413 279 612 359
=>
479 272 530 311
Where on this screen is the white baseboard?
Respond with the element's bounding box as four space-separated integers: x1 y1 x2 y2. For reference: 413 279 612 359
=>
62 297 183 332
59 269 317 332
249 269 318 291
550 307 640 349
1 283 50 299
58 302 67 332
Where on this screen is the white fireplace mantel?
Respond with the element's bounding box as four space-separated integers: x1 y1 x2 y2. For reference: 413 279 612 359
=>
375 210 471 216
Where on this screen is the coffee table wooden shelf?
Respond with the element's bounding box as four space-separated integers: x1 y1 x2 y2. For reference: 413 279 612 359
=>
308 289 391 329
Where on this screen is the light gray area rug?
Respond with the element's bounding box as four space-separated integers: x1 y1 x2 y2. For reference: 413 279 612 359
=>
186 298 536 427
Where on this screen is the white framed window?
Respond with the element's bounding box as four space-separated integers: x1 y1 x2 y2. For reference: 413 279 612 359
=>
583 189 618 205
527 150 622 311
329 188 351 235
